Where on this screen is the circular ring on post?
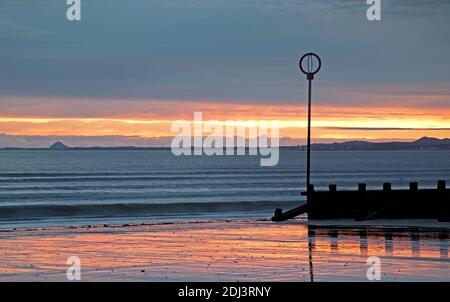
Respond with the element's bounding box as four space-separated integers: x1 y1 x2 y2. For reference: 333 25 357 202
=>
299 53 321 78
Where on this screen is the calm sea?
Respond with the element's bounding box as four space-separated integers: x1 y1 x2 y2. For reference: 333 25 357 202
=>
0 149 449 228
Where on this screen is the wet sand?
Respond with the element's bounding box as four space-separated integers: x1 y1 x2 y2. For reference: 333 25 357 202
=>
0 219 448 281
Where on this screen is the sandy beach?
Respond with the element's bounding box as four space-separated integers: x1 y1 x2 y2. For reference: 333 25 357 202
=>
0 218 448 282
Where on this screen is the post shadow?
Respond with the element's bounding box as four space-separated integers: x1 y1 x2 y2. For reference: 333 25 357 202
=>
384 232 394 256
439 232 448 259
329 229 339 252
411 232 421 258
359 229 368 256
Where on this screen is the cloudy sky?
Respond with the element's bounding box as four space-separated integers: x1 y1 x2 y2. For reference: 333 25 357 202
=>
1 0 450 146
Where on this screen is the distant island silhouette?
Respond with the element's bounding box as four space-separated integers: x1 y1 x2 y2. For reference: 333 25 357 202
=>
298 137 450 151
1 137 450 151
49 142 70 150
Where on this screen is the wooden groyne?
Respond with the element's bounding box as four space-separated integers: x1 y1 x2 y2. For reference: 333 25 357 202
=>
272 180 450 222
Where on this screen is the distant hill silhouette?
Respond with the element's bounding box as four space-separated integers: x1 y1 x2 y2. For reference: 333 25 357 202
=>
299 137 450 150
49 142 70 150
0 136 449 151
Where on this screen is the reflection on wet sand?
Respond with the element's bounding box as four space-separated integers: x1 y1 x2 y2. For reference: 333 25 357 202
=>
0 220 448 281
308 225 449 258
306 224 449 281
359 230 368 256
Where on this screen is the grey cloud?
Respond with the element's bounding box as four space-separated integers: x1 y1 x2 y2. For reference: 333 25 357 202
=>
0 0 449 105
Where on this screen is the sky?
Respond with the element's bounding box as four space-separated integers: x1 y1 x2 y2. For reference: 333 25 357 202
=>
1 0 450 147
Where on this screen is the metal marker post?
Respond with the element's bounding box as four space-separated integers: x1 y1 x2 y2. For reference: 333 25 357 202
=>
299 53 321 193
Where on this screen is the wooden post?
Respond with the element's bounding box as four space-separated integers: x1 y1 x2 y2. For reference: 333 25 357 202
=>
437 181 448 222
383 183 391 191
307 184 315 210
274 208 283 220
358 183 366 192
409 182 418 191
329 184 337 192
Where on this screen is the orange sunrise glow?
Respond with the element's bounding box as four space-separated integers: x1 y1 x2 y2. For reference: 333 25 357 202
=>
1 100 449 141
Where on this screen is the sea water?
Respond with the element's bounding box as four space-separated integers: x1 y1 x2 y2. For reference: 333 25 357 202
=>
0 149 449 228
